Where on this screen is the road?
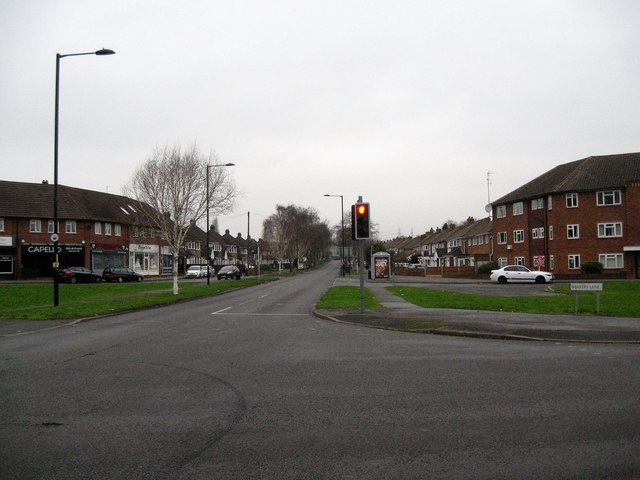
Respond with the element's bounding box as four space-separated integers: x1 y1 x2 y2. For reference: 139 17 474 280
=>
2 263 639 479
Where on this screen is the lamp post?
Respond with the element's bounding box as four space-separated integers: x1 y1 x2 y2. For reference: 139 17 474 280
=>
324 194 345 276
53 48 115 306
206 163 235 284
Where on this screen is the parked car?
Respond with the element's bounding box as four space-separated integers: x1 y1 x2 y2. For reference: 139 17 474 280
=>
102 266 144 283
57 267 102 284
217 265 242 280
186 265 209 278
490 265 554 284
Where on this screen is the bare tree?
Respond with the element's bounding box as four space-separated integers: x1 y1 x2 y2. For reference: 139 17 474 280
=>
262 205 295 272
126 143 236 294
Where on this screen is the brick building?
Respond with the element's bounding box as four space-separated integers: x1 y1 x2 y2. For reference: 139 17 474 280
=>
0 180 170 279
491 153 640 279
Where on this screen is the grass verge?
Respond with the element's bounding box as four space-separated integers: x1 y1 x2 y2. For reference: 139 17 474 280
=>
388 281 640 317
0 277 276 321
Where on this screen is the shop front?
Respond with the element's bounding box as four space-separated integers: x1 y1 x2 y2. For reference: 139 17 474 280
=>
20 243 85 278
129 243 160 276
92 243 127 273
0 236 16 278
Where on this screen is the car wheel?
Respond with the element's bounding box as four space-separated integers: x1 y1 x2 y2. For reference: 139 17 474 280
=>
498 276 507 284
70 277 77 284
535 276 546 284
95 277 102 283
118 277 124 283
137 276 143 282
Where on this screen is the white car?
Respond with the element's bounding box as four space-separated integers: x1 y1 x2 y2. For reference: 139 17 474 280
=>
490 265 555 284
185 265 208 278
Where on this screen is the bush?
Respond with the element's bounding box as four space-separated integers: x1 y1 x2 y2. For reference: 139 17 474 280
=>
478 261 499 275
582 261 603 274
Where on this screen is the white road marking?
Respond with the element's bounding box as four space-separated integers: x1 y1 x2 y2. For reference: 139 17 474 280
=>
211 307 232 315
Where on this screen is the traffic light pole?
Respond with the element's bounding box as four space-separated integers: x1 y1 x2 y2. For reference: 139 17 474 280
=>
358 239 365 313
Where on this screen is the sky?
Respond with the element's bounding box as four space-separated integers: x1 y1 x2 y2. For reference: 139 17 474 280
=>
2 1 640 240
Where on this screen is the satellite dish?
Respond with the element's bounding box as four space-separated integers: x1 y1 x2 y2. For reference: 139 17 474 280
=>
485 204 492 213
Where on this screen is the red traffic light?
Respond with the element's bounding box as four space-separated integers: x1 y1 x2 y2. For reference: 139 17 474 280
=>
352 202 370 240
356 204 367 216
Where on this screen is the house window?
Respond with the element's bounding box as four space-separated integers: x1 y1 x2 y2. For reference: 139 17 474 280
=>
515 256 525 266
513 202 523 216
547 195 553 210
497 232 508 244
30 219 42 233
549 225 554 240
0 217 4 232
532 227 545 239
65 221 77 234
549 255 555 270
115 224 121 236
105 223 112 236
568 254 581 270
95 222 102 235
498 257 508 267
48 220 56 234
567 224 580 239
513 230 525 243
566 193 578 208
597 190 621 206
496 205 506 218
599 253 623 269
531 198 544 210
598 222 623 238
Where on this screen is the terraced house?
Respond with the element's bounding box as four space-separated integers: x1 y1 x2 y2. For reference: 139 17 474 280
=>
491 153 640 279
0 180 171 279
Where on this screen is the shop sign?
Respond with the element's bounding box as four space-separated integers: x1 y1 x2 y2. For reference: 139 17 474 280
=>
0 236 14 247
0 254 13 274
23 244 85 255
129 243 157 253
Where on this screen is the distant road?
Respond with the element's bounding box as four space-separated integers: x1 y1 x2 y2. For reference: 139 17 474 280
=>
2 262 639 479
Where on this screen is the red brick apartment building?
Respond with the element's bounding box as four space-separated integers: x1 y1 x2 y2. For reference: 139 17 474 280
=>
0 180 171 279
491 153 640 279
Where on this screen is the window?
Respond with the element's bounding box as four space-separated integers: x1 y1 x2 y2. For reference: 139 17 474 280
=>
95 222 102 235
547 195 553 210
30 219 42 233
597 190 621 206
567 224 580 239
497 232 508 244
549 226 554 240
498 257 508 267
105 223 112 236
549 255 555 270
566 193 578 208
514 230 525 243
598 222 623 238
515 256 525 266
0 217 4 232
496 205 506 218
513 202 523 216
568 255 581 270
115 224 121 236
599 253 623 269
48 220 56 234
531 198 544 210
65 221 77 234
532 227 545 239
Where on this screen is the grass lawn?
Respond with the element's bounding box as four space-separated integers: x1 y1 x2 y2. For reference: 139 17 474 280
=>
0 277 275 321
387 281 640 318
316 286 382 310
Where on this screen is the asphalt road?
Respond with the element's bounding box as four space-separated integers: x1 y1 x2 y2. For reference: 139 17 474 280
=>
2 263 639 479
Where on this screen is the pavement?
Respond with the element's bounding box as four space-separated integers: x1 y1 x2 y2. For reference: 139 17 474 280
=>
314 275 640 344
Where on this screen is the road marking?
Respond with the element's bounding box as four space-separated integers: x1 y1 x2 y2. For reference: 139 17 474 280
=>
211 307 232 315
258 294 268 299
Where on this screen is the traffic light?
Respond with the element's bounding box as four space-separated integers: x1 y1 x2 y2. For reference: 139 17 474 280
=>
352 202 370 240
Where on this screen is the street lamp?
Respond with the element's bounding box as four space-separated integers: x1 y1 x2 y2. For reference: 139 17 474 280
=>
324 194 345 276
53 48 115 306
206 163 235 284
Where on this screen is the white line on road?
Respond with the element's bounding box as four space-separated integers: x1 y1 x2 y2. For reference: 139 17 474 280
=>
211 307 232 315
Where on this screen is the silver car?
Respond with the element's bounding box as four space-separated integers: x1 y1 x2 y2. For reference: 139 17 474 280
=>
490 265 554 284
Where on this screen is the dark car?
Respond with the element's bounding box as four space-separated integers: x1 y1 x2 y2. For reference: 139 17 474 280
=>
217 265 242 280
57 267 102 284
102 266 144 283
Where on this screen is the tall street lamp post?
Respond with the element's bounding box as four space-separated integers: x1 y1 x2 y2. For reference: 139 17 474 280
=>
324 194 345 276
206 163 235 285
53 48 115 306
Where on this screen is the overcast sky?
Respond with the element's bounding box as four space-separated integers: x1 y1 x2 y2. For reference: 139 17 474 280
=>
2 1 640 240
